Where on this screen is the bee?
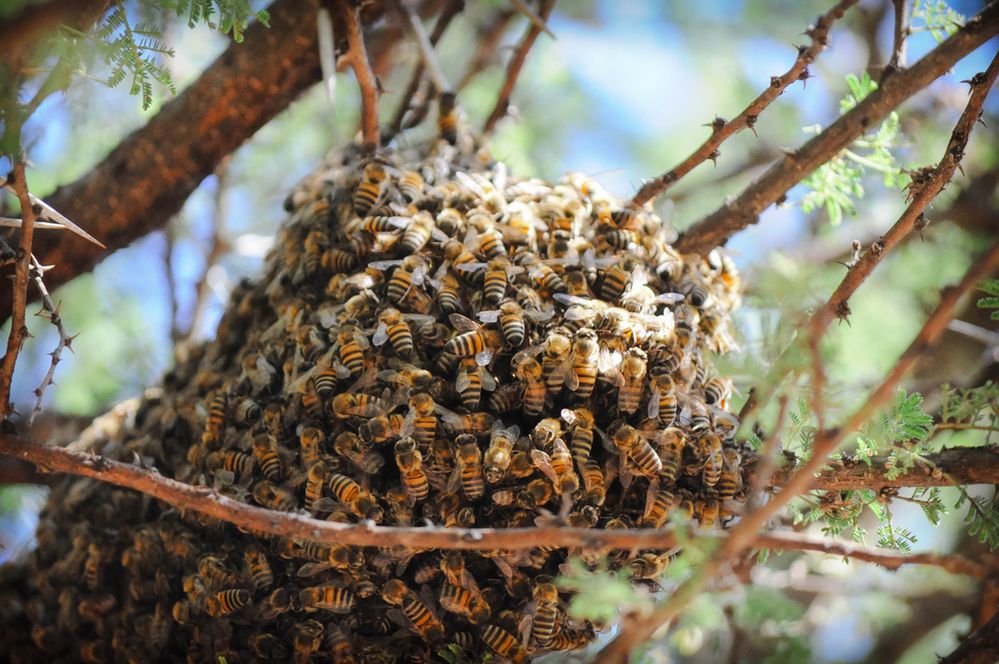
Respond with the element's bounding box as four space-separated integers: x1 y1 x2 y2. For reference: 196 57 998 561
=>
304 460 332 513
335 323 370 376
253 479 298 510
298 426 325 468
233 396 261 426
449 435 485 500
481 624 527 664
258 587 294 620
515 250 567 295
478 255 520 305
205 449 255 483
482 299 554 348
326 470 362 506
324 247 361 274
444 238 484 283
359 413 407 446
489 382 523 413
648 373 678 426
611 424 663 478
530 417 562 449
250 633 290 661
483 421 520 484
395 437 430 503
382 579 445 642
243 546 273 591
354 161 388 216
563 268 593 298
398 170 425 203
293 619 325 664
300 584 357 613
530 581 560 647
440 583 491 624
204 589 251 616
437 406 495 436
657 427 686 486
642 482 676 528
531 438 579 499
703 374 731 407
579 459 607 506
611 347 647 415
599 256 641 303
443 313 505 367
699 432 724 488
252 433 283 481
303 226 330 276
534 329 572 391
715 446 743 499
83 542 109 590
696 497 721 527
438 91 459 144
514 356 546 416
628 552 674 580
202 390 228 446
456 356 491 410
561 407 596 469
331 393 390 420
434 271 464 316
401 391 438 442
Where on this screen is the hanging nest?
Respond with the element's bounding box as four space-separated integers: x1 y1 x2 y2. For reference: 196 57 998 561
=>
0 133 745 663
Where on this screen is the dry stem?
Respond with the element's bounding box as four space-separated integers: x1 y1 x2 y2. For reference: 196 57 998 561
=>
674 2 999 255
482 0 557 134
629 0 859 209
341 2 381 150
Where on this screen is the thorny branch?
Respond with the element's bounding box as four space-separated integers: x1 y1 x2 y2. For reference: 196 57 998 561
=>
813 50 999 335
0 162 36 420
26 255 72 426
482 0 557 134
628 0 859 209
594 237 999 664
386 0 463 140
674 1 999 255
341 2 381 151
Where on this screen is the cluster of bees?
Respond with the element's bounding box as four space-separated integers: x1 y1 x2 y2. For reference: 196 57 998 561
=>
0 133 745 662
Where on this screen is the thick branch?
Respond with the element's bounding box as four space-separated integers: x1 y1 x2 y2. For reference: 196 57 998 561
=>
674 2 999 255
629 0 859 209
0 163 36 418
482 0 556 134
940 607 999 664
0 0 108 63
0 0 416 322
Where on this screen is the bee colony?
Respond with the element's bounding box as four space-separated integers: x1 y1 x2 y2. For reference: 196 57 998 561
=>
0 134 745 662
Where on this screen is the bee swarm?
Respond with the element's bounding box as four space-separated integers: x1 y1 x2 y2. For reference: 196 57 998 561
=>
0 139 744 663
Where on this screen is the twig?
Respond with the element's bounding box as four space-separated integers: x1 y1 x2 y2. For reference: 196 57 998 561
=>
746 395 788 511
594 238 999 664
456 9 516 91
628 0 859 209
341 2 381 150
26 254 73 426
396 0 452 93
386 0 463 140
317 7 337 109
0 162 36 419
508 0 554 38
674 2 999 255
753 530 991 579
884 0 911 77
482 0 557 134
811 50 999 335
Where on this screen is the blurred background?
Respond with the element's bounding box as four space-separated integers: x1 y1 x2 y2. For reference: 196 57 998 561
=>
1 1 997 662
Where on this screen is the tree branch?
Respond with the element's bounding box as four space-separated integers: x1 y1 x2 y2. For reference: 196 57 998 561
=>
884 0 911 77
940 607 999 664
629 0 859 209
0 0 420 323
674 2 999 255
482 0 557 134
340 1 381 150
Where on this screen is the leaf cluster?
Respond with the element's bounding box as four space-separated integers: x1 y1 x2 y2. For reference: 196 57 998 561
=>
912 0 965 43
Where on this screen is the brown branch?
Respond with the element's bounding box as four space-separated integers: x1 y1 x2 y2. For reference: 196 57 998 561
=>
594 237 999 664
0 0 419 324
0 0 108 64
940 607 999 664
628 0 859 209
456 8 516 91
884 0 911 77
341 2 381 151
753 530 991 579
26 254 72 425
0 162 36 419
812 50 999 335
386 0 463 140
674 2 999 255
482 0 556 134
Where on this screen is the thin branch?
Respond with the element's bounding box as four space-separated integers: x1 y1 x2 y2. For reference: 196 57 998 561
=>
747 395 788 511
674 2 999 255
508 0 554 38
386 0 463 140
341 2 381 151
482 0 557 134
812 50 999 334
884 0 911 77
594 237 999 664
0 162 36 419
753 530 991 579
26 254 73 425
456 8 516 91
628 0 859 209
396 0 452 94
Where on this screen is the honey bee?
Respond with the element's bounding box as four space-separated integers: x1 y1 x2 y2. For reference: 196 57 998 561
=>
657 427 686 486
443 313 504 365
513 356 546 416
440 583 491 624
398 170 426 203
258 587 294 620
359 413 408 446
334 323 370 376
628 552 674 580
437 406 495 436
382 579 445 642
610 424 663 478
715 446 743 499
478 298 554 348
449 436 485 500
444 238 484 283
250 633 290 661
530 417 562 449
531 438 579 502
699 432 724 488
205 449 255 484
293 619 326 664
354 161 388 216
331 393 390 420
609 347 647 415
304 460 331 513
531 329 572 392
560 407 595 469
529 581 560 647
481 624 527 664
243 546 273 591
696 497 721 527
599 256 642 303
326 470 362 505
456 356 495 410
202 391 228 446
580 459 607 506
204 589 250 616
303 226 330 277
515 250 567 295
483 421 520 483
703 374 732 407
300 584 357 613
395 437 430 503
642 481 676 528
252 433 283 481
648 373 678 426
437 91 459 144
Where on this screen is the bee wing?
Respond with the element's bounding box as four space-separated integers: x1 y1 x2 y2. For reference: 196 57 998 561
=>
214 469 236 486
559 408 577 426
475 348 495 367
552 292 594 308
480 367 497 391
400 408 417 438
455 261 487 274
387 216 409 230
518 611 535 651
402 313 436 326
564 358 580 392
525 306 556 322
647 387 661 420
449 312 481 332
477 310 500 323
643 479 661 520
604 368 625 388
446 461 463 495
368 259 403 271
430 226 450 243
529 450 559 485
372 322 389 347
411 265 428 287
455 366 471 393
512 343 546 367
296 561 334 578
653 292 685 304
331 358 353 380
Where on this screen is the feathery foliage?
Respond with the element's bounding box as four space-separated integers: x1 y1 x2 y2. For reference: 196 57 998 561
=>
977 279 999 321
912 0 965 42
954 489 999 550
